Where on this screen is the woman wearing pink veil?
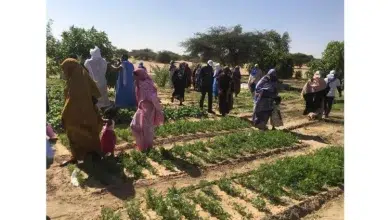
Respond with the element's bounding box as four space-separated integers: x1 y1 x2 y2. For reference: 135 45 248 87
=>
130 68 164 152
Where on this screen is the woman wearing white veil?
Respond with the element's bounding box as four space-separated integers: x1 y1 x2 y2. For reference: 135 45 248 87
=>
84 46 111 109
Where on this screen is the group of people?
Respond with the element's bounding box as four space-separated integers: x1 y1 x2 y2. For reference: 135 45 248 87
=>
46 46 164 167
301 70 342 120
170 60 242 116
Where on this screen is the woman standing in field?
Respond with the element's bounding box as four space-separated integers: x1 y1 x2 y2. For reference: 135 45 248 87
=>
232 66 241 97
192 64 201 90
171 63 187 105
213 63 222 100
252 69 278 130
111 54 137 108
301 71 327 120
130 68 164 152
248 64 263 100
60 57 103 166
217 66 234 116
323 70 342 118
84 46 111 109
184 63 192 89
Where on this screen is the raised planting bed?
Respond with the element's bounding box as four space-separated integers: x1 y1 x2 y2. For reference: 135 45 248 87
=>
114 130 300 180
120 146 343 220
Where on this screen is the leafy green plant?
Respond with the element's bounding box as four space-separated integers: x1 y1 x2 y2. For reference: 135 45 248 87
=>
118 151 157 178
147 148 176 172
46 57 61 77
46 78 65 132
188 192 231 220
251 196 267 212
217 178 242 198
232 202 253 219
145 189 182 220
126 199 146 220
166 187 201 220
101 207 121 220
151 64 170 87
163 105 207 121
201 186 221 201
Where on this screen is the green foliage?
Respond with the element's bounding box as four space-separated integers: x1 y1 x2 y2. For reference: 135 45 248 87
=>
150 64 170 87
166 187 201 220
46 19 61 60
146 148 176 172
118 150 157 179
57 25 116 63
188 192 231 220
307 41 344 79
46 78 65 132
251 196 267 212
145 189 182 220
155 117 250 138
232 202 254 219
126 199 146 220
101 207 121 220
46 57 61 77
155 50 180 64
129 48 157 61
181 25 292 75
201 186 221 201
162 105 207 121
238 147 344 199
217 178 242 198
290 53 314 68
322 41 344 79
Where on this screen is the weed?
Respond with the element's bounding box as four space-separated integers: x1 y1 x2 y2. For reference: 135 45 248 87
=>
126 199 146 220
100 207 121 220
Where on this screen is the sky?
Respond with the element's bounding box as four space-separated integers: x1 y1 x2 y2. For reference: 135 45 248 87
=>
47 0 344 58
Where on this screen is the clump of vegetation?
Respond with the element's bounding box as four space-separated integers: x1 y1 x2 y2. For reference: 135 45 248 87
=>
217 178 242 198
232 202 254 219
151 64 170 87
145 189 182 220
201 186 221 201
188 192 231 220
251 196 268 212
126 199 146 220
147 148 176 172
118 150 157 179
163 105 207 121
100 207 121 220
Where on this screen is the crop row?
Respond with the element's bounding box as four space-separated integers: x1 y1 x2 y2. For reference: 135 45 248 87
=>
115 130 298 180
104 147 343 220
115 117 252 143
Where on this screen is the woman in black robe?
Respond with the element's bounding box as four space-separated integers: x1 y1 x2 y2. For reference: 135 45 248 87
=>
217 67 234 116
171 63 187 105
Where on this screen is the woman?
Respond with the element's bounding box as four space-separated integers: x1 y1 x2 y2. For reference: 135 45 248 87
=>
217 66 234 116
324 70 342 118
111 55 137 108
252 69 278 130
138 61 147 72
192 64 201 90
171 63 187 105
248 64 263 100
232 66 241 97
301 71 327 120
184 63 192 88
60 57 103 166
212 63 222 100
84 46 111 109
130 68 164 152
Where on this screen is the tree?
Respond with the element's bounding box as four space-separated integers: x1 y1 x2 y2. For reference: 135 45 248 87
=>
128 48 157 61
46 19 60 60
322 41 344 78
57 26 116 63
155 50 180 63
291 53 314 68
181 25 294 78
114 48 130 59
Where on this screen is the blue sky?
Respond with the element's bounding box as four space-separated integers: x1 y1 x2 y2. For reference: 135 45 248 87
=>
47 0 343 58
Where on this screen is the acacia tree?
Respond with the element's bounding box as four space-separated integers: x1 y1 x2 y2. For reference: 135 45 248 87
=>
181 25 294 78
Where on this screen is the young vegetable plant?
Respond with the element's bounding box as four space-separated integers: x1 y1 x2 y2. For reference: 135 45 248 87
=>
126 199 146 220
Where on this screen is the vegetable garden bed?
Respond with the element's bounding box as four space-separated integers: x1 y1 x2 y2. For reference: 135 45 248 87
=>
114 146 343 220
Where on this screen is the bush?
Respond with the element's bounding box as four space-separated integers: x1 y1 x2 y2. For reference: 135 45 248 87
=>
156 50 180 64
295 70 302 79
46 57 61 78
151 64 170 87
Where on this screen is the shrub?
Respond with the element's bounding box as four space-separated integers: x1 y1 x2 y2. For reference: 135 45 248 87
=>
46 57 61 77
151 64 170 87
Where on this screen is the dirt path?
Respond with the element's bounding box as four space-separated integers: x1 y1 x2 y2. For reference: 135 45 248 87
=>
302 194 344 220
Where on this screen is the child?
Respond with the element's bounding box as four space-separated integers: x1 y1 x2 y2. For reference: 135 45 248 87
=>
100 106 117 156
271 96 284 130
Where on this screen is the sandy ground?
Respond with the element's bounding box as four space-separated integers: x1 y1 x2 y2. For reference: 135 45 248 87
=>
303 195 344 220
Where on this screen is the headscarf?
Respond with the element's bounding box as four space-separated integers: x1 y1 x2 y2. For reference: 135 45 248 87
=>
250 64 259 76
327 70 336 83
133 68 164 126
255 69 277 94
90 46 102 59
311 71 327 92
207 60 213 66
